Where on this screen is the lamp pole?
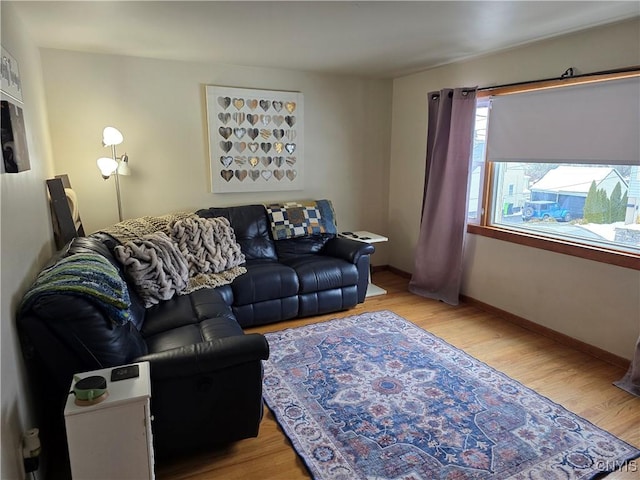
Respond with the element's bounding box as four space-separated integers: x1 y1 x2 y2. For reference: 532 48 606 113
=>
112 144 123 222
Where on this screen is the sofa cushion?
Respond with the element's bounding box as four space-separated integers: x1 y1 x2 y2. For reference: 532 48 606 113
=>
142 288 235 337
281 255 358 293
298 286 358 317
274 233 334 260
232 297 299 328
231 260 298 306
143 316 243 353
215 284 233 305
142 288 242 353
197 205 277 261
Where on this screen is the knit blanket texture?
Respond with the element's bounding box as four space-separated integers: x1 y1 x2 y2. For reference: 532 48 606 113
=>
171 216 246 292
114 232 189 306
20 253 131 325
100 212 195 243
113 215 246 307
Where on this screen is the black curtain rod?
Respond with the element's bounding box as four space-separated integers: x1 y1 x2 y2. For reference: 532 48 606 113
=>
429 66 638 100
478 65 639 92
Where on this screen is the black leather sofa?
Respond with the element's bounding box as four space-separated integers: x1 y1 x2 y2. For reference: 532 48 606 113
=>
197 204 373 325
17 203 374 478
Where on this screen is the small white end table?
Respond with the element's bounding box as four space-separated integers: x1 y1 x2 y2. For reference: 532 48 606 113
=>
339 230 388 297
64 362 155 479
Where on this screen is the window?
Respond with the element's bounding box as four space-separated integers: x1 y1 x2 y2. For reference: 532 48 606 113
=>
467 100 488 221
468 72 640 269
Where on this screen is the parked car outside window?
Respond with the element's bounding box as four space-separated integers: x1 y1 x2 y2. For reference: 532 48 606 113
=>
522 201 571 222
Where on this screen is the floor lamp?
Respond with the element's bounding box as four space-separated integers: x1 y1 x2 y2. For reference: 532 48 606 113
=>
96 126 130 222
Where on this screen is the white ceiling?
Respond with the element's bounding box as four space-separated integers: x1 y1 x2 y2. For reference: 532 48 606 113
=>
8 1 640 78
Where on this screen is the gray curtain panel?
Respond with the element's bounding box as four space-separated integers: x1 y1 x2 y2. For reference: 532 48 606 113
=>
615 336 640 397
409 88 477 305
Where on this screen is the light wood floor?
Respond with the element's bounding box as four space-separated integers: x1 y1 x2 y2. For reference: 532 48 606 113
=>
156 271 640 479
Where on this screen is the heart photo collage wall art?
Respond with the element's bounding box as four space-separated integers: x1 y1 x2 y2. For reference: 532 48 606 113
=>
207 86 304 193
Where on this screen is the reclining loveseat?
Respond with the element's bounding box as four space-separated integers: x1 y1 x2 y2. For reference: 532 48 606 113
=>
17 201 374 478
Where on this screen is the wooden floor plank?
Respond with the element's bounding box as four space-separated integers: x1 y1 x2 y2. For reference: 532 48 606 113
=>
156 271 640 479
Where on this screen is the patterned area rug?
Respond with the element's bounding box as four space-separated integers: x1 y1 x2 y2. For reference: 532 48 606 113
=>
262 310 640 479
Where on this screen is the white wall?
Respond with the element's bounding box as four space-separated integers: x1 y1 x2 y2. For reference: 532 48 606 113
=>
38 49 392 264
0 29 391 479
389 18 640 359
1 4 56 479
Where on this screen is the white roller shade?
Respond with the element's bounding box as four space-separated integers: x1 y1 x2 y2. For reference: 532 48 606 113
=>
486 76 640 165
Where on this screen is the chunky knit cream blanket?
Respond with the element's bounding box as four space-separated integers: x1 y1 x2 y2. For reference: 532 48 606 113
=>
100 212 195 244
106 214 246 307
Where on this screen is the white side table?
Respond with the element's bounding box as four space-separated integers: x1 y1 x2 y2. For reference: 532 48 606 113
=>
339 230 388 297
64 362 155 480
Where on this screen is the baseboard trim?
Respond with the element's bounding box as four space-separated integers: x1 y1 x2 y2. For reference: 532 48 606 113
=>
461 295 630 369
371 264 388 274
374 264 630 369
376 264 411 278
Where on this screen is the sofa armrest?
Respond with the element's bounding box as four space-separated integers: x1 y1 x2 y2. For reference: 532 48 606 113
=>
134 333 269 379
321 237 375 264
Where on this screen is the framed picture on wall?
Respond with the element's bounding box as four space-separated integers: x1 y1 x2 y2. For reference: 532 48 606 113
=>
1 46 23 103
206 85 304 193
1 45 30 174
1 95 30 173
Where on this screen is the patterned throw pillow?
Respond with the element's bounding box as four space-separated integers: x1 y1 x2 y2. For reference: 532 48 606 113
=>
265 199 337 240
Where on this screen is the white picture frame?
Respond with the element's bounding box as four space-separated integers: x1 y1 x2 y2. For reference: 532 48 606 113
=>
1 46 23 103
206 85 304 193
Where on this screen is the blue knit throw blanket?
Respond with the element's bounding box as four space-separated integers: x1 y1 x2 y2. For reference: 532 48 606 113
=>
21 253 131 325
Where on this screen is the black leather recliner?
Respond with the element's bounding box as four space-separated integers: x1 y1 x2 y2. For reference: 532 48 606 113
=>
17 203 374 479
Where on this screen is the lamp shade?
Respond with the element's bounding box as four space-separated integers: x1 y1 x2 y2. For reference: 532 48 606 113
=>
117 154 131 176
97 157 118 177
102 126 124 146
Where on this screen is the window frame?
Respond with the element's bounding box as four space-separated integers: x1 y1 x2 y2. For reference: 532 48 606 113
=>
468 69 640 271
